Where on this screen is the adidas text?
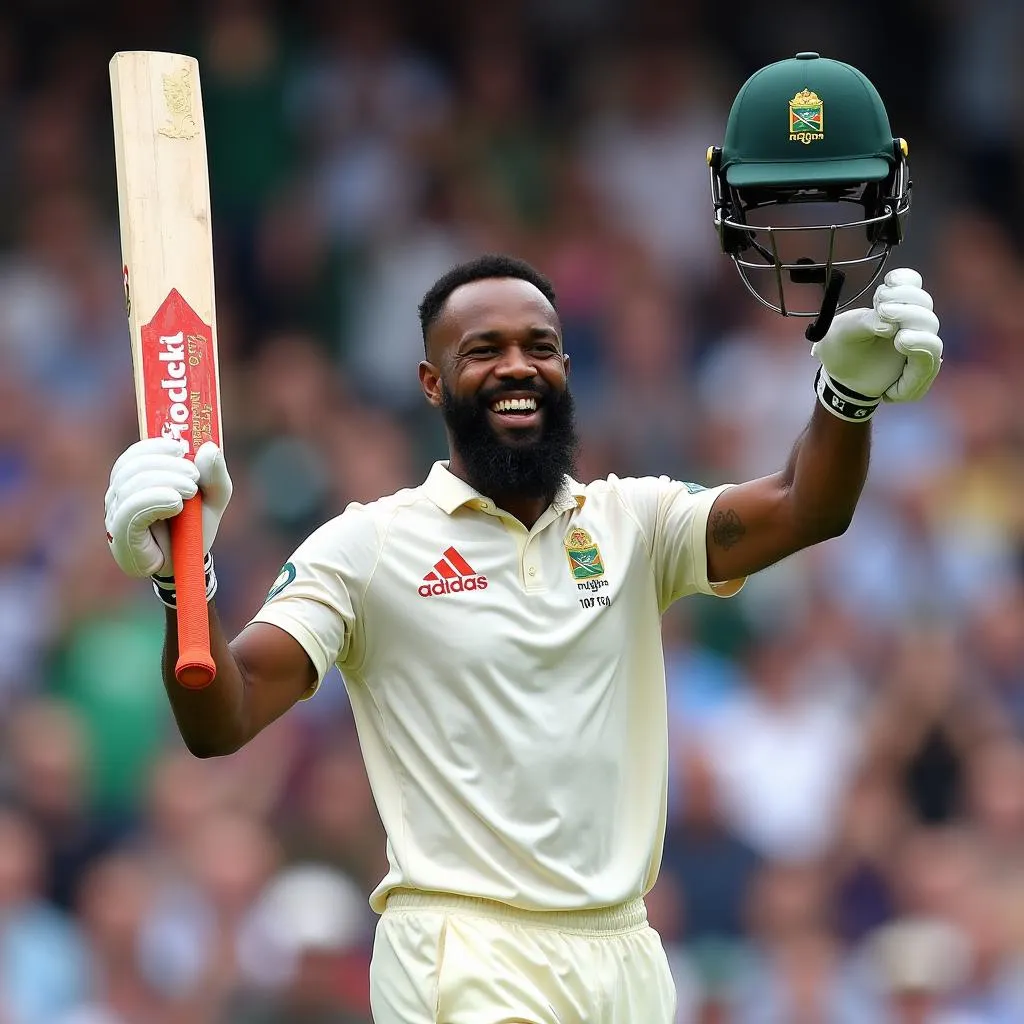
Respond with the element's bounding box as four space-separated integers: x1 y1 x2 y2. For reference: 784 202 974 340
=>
418 575 488 598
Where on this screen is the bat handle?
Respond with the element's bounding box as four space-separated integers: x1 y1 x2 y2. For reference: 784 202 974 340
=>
169 495 217 689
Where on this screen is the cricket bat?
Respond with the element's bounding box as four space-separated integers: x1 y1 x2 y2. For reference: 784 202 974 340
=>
110 51 222 689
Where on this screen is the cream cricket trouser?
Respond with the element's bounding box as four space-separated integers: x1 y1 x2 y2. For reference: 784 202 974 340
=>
369 890 678 1023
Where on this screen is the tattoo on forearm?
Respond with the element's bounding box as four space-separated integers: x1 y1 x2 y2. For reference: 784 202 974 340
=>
710 508 746 549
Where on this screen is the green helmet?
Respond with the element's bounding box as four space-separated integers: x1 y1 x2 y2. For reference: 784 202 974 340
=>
708 52 910 337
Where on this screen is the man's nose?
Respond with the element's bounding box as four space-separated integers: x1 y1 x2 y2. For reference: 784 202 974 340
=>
494 345 538 378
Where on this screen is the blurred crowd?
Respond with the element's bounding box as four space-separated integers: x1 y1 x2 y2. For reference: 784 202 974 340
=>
0 0 1023 1021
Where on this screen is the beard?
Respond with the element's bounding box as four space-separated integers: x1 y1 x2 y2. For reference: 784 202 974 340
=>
440 381 580 502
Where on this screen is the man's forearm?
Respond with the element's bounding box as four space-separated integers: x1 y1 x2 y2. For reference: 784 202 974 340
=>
782 401 871 541
162 602 248 757
705 401 874 582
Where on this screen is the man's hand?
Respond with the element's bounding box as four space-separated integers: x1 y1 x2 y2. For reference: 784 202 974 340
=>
105 438 232 578
811 269 943 420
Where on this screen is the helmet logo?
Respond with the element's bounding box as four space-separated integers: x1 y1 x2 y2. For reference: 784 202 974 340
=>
789 89 824 144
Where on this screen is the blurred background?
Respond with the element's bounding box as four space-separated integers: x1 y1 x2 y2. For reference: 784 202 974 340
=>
0 0 1023 1021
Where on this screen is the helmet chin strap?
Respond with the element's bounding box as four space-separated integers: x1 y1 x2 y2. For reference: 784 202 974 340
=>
790 260 847 342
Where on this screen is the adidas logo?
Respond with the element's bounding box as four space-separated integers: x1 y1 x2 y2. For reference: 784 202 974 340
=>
418 547 488 598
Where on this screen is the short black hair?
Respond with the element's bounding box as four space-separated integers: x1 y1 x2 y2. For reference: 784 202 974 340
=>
417 254 557 353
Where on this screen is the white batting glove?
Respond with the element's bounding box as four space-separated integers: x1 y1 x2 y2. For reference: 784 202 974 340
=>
811 268 943 421
104 438 232 578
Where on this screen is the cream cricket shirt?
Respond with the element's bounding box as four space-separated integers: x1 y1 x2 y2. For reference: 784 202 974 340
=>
250 463 740 913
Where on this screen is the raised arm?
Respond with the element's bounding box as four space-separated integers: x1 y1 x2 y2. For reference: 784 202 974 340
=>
706 404 869 582
707 268 943 584
105 438 317 758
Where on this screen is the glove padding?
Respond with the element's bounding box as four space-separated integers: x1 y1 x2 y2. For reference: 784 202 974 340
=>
104 438 232 578
811 268 943 404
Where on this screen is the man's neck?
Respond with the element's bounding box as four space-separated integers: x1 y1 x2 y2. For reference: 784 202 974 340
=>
489 492 550 530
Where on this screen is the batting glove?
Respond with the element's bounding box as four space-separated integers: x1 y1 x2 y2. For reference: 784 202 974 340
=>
811 268 943 422
104 438 232 579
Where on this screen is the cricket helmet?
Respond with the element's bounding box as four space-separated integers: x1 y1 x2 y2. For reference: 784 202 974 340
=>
708 52 910 338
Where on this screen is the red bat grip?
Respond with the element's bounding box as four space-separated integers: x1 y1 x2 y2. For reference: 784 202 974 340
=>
169 495 217 689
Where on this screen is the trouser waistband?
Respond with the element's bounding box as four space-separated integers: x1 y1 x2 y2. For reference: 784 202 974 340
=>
383 889 648 935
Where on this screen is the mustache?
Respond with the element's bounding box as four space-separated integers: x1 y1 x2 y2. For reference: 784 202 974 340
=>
477 381 549 404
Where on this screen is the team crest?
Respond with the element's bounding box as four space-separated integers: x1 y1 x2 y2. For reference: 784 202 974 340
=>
789 89 824 144
565 527 605 580
265 561 296 601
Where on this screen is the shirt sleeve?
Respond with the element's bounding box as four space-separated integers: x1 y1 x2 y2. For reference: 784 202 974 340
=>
246 505 381 696
610 475 747 612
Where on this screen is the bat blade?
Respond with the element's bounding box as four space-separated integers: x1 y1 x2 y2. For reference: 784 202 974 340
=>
110 51 222 689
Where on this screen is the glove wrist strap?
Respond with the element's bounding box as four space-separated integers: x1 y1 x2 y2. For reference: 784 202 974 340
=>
152 553 217 609
815 366 880 423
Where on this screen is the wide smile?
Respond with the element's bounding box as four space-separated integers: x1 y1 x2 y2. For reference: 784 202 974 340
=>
487 395 542 429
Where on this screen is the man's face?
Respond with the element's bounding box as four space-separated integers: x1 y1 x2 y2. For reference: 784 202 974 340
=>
419 277 578 500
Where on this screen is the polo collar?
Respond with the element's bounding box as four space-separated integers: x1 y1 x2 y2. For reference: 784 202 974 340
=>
422 461 586 516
